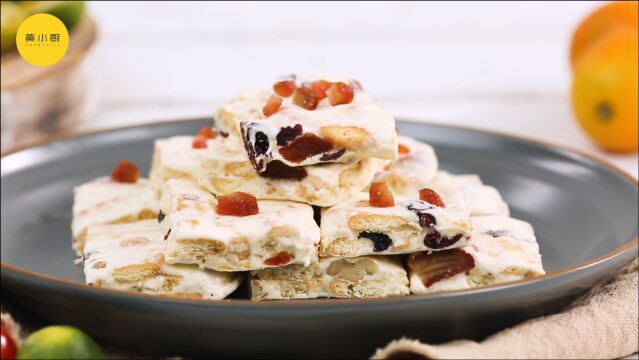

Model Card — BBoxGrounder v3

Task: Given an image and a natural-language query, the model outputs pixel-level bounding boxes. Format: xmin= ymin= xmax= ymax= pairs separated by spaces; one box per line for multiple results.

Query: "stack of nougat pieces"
xmin=71 ymin=75 xmax=545 ymax=301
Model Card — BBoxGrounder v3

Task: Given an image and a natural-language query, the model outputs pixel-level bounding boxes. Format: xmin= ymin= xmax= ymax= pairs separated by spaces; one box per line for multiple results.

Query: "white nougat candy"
xmin=449 ymin=173 xmax=510 ymax=216
xmin=250 ymin=255 xmax=409 ymax=300
xmin=374 ymin=135 xmax=438 ymax=197
xmin=409 ymin=215 xmax=545 ymax=294
xmin=83 ymin=220 xmax=241 ymax=300
xmin=161 ymin=179 xmax=320 ymax=272
xmin=149 ymin=135 xmax=387 ymax=207
xmin=320 ymin=172 xmax=472 ymax=257
xmin=71 ymin=177 xmax=159 ymax=255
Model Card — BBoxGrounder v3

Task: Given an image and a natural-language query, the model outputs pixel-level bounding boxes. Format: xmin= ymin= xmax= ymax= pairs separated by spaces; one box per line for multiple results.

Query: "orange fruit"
xmin=570 ymin=1 xmax=638 ymax=70
xmin=571 ymin=29 xmax=638 ymax=153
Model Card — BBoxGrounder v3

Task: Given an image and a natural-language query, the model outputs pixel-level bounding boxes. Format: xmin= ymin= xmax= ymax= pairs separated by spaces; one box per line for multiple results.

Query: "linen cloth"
xmin=373 ymin=257 xmax=638 ymax=360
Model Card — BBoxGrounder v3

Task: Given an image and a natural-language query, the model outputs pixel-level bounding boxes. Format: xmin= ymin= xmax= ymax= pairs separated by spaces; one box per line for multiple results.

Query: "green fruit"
xmin=1 ymin=1 xmax=27 ymax=53
xmin=17 ymin=325 xmax=104 ymax=360
xmin=22 ymin=1 xmax=86 ymax=31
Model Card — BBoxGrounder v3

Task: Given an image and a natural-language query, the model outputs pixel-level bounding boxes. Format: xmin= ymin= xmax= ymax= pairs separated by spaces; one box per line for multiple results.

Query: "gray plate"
xmin=1 ymin=119 xmax=637 ymax=359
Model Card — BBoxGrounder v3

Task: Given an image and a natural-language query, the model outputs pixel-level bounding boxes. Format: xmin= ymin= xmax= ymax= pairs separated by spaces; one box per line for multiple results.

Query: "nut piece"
xmin=369 ymin=182 xmax=395 ymax=208
xmin=111 ymin=160 xmax=140 ymax=183
xmin=419 ymin=188 xmax=446 ymax=208
xmin=407 ymin=249 xmax=475 ymax=288
xmin=263 ymin=95 xmax=283 ymax=117
xmin=217 ymin=192 xmax=259 ymax=216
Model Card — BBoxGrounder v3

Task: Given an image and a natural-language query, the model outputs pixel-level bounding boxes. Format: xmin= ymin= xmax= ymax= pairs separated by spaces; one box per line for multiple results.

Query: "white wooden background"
xmin=84 ymin=1 xmax=638 ymax=178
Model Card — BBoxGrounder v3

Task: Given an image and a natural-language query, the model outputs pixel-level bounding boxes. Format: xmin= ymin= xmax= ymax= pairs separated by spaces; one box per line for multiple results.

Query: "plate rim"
xmin=2 ymin=117 xmax=637 ymax=306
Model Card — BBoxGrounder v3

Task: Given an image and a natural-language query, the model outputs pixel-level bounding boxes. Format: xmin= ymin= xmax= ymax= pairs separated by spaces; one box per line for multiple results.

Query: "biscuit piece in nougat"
xmin=408 ymin=215 xmax=545 ymax=294
xmin=320 ymin=172 xmax=472 ymax=257
xmin=160 ymin=179 xmax=320 ymax=272
xmin=71 ymin=177 xmax=158 ymax=255
xmin=83 ymin=220 xmax=241 ymax=300
xmin=250 ymin=256 xmax=409 ymax=300
xmin=150 ymin=135 xmax=386 ymax=207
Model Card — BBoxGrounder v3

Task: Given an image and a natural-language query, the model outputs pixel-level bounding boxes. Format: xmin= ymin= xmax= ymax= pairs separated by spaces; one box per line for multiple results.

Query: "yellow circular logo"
xmin=16 ymin=13 xmax=69 ymax=67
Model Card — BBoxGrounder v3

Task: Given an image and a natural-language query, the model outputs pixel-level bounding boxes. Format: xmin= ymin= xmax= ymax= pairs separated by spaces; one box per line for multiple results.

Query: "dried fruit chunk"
xmin=192 ymin=137 xmax=208 ymax=149
xmin=327 ymin=82 xmax=354 ymax=106
xmin=311 ymin=80 xmax=333 ymax=100
xmin=292 ymin=87 xmax=319 ymax=110
xmin=197 ymin=126 xmax=217 ymax=139
xmin=398 ymin=143 xmax=410 ymax=155
xmin=369 ymin=182 xmax=395 ymax=207
xmin=279 ymin=133 xmax=335 ymax=163
xmin=273 ymin=76 xmax=297 ymax=97
xmin=263 ymin=95 xmax=283 ymax=117
xmin=217 ymin=192 xmax=259 ymax=216
xmin=424 ymin=230 xmax=463 ymax=249
xmin=276 ymin=124 xmax=303 ymax=146
xmin=111 ymin=160 xmax=140 ymax=183
xmin=319 ymin=148 xmax=346 ymax=161
xmin=358 ymin=231 xmax=392 ymax=252
xmin=408 ymin=249 xmax=475 ymax=288
xmin=261 ymin=160 xmax=308 ymax=180
xmin=254 ymin=131 xmax=270 ymax=155
xmin=264 ymin=251 xmax=293 ymax=266
xmin=419 ymin=188 xmax=446 ymax=208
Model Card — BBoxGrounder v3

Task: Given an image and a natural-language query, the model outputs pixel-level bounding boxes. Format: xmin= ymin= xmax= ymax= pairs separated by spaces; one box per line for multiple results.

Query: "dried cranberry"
xmin=276 ymin=124 xmax=303 ymax=146
xmin=369 ymin=182 xmax=395 ymax=208
xmin=217 ymin=192 xmax=259 ymax=216
xmin=261 ymin=160 xmax=308 ymax=180
xmin=279 ymin=133 xmax=335 ymax=163
xmin=264 ymin=251 xmax=293 ymax=266
xmin=407 ymin=249 xmax=475 ymax=288
xmin=419 ymin=188 xmax=446 ymax=208
xmin=424 ymin=230 xmax=463 ymax=249
xmin=358 ymin=231 xmax=393 ymax=252
xmin=111 ymin=160 xmax=140 ymax=183
xmin=319 ymin=148 xmax=346 ymax=161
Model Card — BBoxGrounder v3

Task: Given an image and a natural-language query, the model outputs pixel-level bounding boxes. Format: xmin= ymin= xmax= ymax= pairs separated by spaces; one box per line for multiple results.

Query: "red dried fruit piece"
xmin=274 ymin=80 xmax=296 ymax=97
xmin=276 ymin=124 xmax=303 ymax=146
xmin=407 ymin=249 xmax=475 ymax=288
xmin=311 ymin=80 xmax=333 ymax=100
xmin=217 ymin=192 xmax=259 ymax=216
xmin=192 ymin=136 xmax=208 ymax=149
xmin=197 ymin=126 xmax=217 ymax=139
xmin=279 ymin=133 xmax=334 ymax=163
xmin=398 ymin=143 xmax=410 ymax=155
xmin=419 ymin=188 xmax=446 ymax=208
xmin=369 ymin=182 xmax=395 ymax=208
xmin=263 ymin=95 xmax=283 ymax=117
xmin=424 ymin=230 xmax=463 ymax=249
xmin=292 ymin=87 xmax=319 ymax=110
xmin=111 ymin=160 xmax=140 ymax=183
xmin=264 ymin=251 xmax=293 ymax=266
xmin=327 ymin=82 xmax=354 ymax=106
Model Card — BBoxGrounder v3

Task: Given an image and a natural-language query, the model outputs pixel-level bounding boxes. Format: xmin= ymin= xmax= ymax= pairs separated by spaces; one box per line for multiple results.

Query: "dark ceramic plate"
xmin=1 ymin=119 xmax=637 ymax=359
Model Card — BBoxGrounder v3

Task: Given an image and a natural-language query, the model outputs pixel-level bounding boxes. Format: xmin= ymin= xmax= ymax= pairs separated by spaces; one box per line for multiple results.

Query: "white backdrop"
xmin=86 ymin=1 xmax=638 ymax=177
